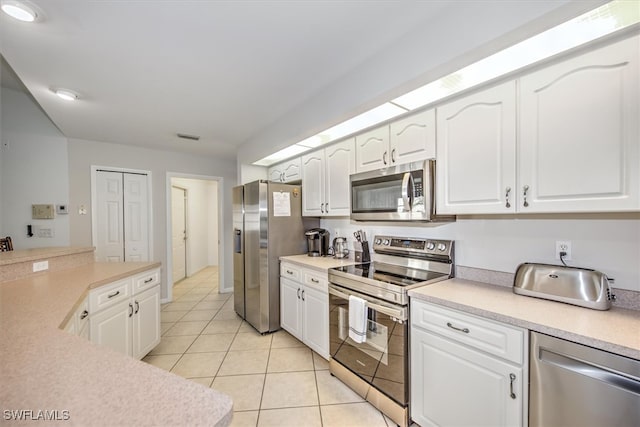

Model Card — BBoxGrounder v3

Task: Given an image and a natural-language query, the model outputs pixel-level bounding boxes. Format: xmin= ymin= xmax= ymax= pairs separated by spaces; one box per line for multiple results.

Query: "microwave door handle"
xmin=401 ymin=172 xmax=414 ymax=212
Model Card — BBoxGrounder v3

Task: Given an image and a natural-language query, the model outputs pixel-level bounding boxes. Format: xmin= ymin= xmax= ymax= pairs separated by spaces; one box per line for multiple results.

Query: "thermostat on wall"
xmin=32 ymin=204 xmax=55 ymax=219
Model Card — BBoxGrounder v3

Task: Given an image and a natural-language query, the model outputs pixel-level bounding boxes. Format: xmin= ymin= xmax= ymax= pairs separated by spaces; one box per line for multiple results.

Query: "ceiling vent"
xmin=177 ymin=133 xmax=200 ymax=141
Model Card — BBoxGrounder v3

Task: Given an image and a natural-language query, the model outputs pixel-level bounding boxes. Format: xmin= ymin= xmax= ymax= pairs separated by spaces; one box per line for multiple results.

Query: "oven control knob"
xmin=375 ymin=238 xmax=382 ymax=245
xmin=437 ymin=243 xmax=447 ymax=251
xmin=383 ymin=239 xmax=390 ymax=245
xmin=426 ymin=242 xmax=435 ymax=250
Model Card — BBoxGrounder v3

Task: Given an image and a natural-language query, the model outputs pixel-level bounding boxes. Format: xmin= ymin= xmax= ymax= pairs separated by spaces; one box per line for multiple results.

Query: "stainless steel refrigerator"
xmin=233 ymin=180 xmax=318 ymax=333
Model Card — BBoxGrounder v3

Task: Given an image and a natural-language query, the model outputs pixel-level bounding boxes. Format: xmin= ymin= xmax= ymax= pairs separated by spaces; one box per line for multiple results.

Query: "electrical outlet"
xmin=33 ymin=261 xmax=49 ymax=272
xmin=555 ymin=240 xmax=572 ymax=261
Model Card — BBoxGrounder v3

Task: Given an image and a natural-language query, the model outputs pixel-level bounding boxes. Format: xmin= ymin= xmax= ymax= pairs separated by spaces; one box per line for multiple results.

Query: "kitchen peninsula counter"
xmin=0 ymin=256 xmax=233 ymax=426
xmin=409 ymin=278 xmax=640 ymax=360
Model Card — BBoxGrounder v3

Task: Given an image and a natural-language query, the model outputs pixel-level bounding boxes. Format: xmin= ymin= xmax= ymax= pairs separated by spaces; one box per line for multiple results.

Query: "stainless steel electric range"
xmin=328 ymin=235 xmax=454 ymax=427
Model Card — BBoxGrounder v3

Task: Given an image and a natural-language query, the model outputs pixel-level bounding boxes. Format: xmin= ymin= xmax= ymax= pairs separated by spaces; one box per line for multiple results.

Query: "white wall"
xmin=321 ymin=215 xmax=640 ymax=292
xmin=0 ymin=87 xmax=70 ymax=248
xmin=68 ymin=138 xmax=235 ymax=298
xmin=172 ymin=177 xmax=219 ymax=275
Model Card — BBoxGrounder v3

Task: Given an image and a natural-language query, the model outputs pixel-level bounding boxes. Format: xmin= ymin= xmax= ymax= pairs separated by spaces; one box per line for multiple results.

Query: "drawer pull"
xmin=286 ymin=270 xmax=294 ymax=275
xmin=446 ymin=322 xmax=469 ymax=334
xmin=79 ymin=310 xmax=89 ymax=320
xmin=310 ymin=278 xmax=319 ymax=283
xmin=144 ymin=277 xmax=153 ymax=283
xmin=107 ymin=290 xmax=120 ymax=299
xmin=509 ymin=373 xmax=517 ymax=399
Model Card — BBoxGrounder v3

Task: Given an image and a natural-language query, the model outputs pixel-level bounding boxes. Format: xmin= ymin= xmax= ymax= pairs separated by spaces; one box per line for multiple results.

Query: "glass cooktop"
xmin=332 ymin=262 xmax=447 ymax=288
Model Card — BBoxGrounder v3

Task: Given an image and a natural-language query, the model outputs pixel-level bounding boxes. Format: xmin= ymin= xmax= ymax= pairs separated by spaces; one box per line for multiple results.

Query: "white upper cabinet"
xmin=355 ymin=126 xmax=390 ymax=172
xmin=355 ymin=110 xmax=436 ymax=173
xmin=268 ymin=157 xmax=302 ymax=183
xmin=436 ymin=81 xmax=517 ymax=214
xmin=390 ymin=109 xmax=436 ymax=165
xmin=519 ymin=35 xmax=639 ymax=212
xmin=437 ymin=34 xmax=639 ymax=215
xmin=324 ymin=139 xmax=355 ymax=215
xmin=302 ymin=138 xmax=355 ymax=216
xmin=301 ymin=150 xmax=325 ymax=216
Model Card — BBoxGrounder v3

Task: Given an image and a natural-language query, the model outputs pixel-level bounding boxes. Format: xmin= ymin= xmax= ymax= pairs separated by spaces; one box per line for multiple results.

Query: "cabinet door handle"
xmin=383 ymin=151 xmax=388 ymax=165
xmin=128 ymin=303 xmax=134 ymax=318
xmin=286 ymin=270 xmax=294 ymax=275
xmin=144 ymin=277 xmax=153 ymax=284
xmin=523 ymin=185 xmax=530 ymax=207
xmin=509 ymin=373 xmax=517 ymax=399
xmin=79 ymin=310 xmax=89 ymax=320
xmin=107 ymin=290 xmax=120 ymax=299
xmin=325 ymin=203 xmax=329 ymax=213
xmin=311 ymin=278 xmax=319 ymax=283
xmin=320 ymin=203 xmax=325 ymax=213
xmin=391 ymin=148 xmax=396 ymax=163
xmin=301 ymin=290 xmax=305 ymax=301
xmin=280 ymin=172 xmax=285 ymax=182
xmin=446 ymin=322 xmax=469 ymax=334
xmin=505 ymin=187 xmax=511 ymax=208
xmin=135 ymin=301 xmax=140 ymax=314
xmin=297 ymin=288 xmax=301 ymax=299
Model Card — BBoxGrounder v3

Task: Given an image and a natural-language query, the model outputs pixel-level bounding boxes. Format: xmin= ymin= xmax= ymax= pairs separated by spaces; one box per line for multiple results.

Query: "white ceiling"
xmin=0 ymin=1 xmax=603 ymax=163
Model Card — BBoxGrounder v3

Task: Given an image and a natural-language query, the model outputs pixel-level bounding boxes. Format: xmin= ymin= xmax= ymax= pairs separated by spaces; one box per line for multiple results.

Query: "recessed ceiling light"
xmin=1 ymin=1 xmax=37 ymax=22
xmin=53 ymin=89 xmax=79 ymax=101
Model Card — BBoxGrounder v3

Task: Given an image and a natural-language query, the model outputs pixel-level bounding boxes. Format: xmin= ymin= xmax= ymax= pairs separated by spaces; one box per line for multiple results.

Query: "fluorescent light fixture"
xmin=255 ymin=0 xmax=639 ymax=167
xmin=253 ymin=144 xmax=312 ymax=166
xmin=1 ymin=1 xmax=37 ymax=22
xmin=53 ymin=89 xmax=79 ymax=101
xmin=318 ymin=103 xmax=408 ymax=143
xmin=393 ymin=0 xmax=639 ymax=110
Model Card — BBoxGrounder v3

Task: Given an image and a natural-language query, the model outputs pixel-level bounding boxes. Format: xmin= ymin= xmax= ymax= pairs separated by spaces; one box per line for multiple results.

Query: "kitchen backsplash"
xmin=320 ymin=215 xmax=640 ymax=293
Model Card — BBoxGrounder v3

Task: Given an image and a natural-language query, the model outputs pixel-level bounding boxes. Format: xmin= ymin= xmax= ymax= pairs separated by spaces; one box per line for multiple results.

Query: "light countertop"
xmin=280 ymin=254 xmax=357 ymax=271
xmin=0 ymin=262 xmax=233 ymax=426
xmin=409 ymin=278 xmax=640 ymax=360
xmin=0 ymin=246 xmax=94 ymax=265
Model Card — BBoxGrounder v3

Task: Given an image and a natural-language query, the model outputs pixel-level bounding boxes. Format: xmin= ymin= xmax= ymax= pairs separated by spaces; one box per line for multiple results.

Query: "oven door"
xmin=329 ymin=284 xmax=409 ymax=406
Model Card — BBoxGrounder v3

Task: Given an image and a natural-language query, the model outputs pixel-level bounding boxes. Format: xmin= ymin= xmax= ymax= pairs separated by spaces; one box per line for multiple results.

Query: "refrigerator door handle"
xmin=234 ymin=228 xmax=242 ymax=253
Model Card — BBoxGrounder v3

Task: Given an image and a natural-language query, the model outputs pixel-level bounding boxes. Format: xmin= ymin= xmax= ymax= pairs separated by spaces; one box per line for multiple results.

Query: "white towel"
xmin=348 ymin=295 xmax=368 ymax=344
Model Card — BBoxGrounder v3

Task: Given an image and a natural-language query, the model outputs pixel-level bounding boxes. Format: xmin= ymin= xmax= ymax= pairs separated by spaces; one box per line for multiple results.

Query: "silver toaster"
xmin=513 ymin=263 xmax=615 ymax=310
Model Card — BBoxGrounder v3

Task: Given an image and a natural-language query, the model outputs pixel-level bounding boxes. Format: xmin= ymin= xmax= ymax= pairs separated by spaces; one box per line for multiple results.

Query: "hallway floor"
xmin=143 ymin=267 xmax=395 ymax=427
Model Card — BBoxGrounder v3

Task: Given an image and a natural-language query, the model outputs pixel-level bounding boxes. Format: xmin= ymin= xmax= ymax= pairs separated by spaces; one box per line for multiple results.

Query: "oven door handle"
xmin=401 ymin=172 xmax=414 ymax=213
xmin=329 ymin=286 xmax=405 ymax=319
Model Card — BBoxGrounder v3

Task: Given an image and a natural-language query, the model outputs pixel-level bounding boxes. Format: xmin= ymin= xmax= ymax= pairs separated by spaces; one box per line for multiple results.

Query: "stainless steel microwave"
xmin=350 ymin=160 xmax=455 ymax=222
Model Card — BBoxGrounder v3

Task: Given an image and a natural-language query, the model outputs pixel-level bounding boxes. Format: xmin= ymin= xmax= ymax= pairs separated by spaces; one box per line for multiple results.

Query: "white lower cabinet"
xmin=411 ymin=300 xmax=527 ymax=427
xmin=89 ymin=268 xmax=161 ymax=360
xmin=280 ymin=262 xmax=329 ymax=359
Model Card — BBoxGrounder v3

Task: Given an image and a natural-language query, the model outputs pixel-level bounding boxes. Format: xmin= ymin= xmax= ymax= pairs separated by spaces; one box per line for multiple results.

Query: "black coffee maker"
xmin=305 ymin=228 xmax=330 ymax=257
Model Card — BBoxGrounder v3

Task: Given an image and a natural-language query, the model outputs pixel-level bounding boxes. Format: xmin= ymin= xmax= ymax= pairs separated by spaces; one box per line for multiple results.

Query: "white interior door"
xmin=124 ymin=173 xmax=149 ymax=262
xmin=171 ymin=186 xmax=187 ymax=283
xmin=94 ymin=169 xmax=150 ymax=262
xmin=95 ymin=171 xmax=124 ymax=262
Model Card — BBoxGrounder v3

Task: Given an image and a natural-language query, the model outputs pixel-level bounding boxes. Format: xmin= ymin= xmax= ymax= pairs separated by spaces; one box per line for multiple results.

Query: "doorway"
xmin=171 ymin=186 xmax=187 ymax=283
xmin=166 ymin=173 xmax=222 ymax=302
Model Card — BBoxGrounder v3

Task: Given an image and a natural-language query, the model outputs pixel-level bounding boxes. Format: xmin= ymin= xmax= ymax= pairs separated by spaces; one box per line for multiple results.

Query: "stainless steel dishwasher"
xmin=530 ymin=332 xmax=640 ymax=427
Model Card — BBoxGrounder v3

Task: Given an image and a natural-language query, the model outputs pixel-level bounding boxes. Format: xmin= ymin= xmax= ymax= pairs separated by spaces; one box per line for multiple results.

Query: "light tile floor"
xmin=143 ymin=267 xmax=395 ymax=427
